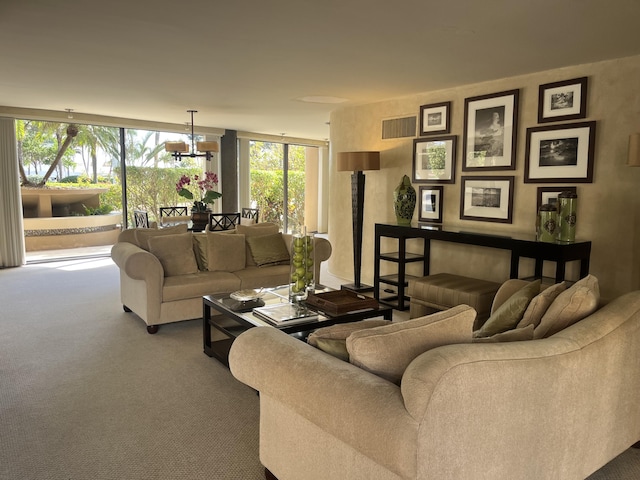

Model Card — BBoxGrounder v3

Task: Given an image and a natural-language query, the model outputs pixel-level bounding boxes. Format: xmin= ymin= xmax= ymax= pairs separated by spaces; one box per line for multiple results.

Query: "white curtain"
xmin=0 ymin=118 xmax=25 ymax=267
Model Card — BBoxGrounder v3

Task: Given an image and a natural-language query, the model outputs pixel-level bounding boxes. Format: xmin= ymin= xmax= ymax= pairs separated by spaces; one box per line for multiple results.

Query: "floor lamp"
xmin=337 ymin=151 xmax=380 ymax=292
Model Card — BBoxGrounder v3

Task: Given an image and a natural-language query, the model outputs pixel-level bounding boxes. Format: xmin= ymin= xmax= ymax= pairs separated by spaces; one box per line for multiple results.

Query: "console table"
xmin=374 ymin=223 xmax=592 ymax=310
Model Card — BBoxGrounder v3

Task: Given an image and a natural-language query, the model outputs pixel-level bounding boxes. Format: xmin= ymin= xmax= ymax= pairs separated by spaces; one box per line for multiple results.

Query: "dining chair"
xmin=241 ymin=207 xmax=260 ymax=224
xmin=209 ymin=212 xmax=241 ymax=231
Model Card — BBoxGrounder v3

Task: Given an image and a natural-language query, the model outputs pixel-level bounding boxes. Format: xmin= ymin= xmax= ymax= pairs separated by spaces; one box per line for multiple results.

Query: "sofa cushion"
xmin=233 ymin=265 xmax=291 ymax=290
xmin=346 ymin=304 xmax=476 ymax=384
xmin=236 ymin=223 xmax=280 ymax=266
xmin=472 ymin=324 xmax=535 ymax=343
xmin=148 ymin=233 xmax=199 ymax=277
xmin=473 ymin=280 xmax=541 ymax=338
xmin=246 ymin=233 xmax=290 ymax=267
xmin=162 ymin=271 xmax=242 ymax=302
xmin=192 ymin=233 xmax=208 ymax=270
xmin=207 ymin=232 xmax=246 ymax=272
xmin=534 ymin=275 xmax=600 ymax=339
xmin=517 ymin=282 xmax=567 ymax=329
xmin=134 ymin=224 xmax=188 ymax=251
xmin=307 ymin=320 xmax=392 ymax=361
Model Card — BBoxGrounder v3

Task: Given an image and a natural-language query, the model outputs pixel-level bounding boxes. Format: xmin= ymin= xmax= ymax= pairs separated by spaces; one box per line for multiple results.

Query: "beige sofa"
xmin=229 ymin=277 xmax=640 ymax=480
xmin=111 ymin=222 xmax=331 ymax=333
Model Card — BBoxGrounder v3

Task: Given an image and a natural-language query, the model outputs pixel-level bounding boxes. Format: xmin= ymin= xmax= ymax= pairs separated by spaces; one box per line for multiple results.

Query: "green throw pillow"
xmin=246 ymin=233 xmax=290 ymax=267
xmin=473 ymin=279 xmax=541 ymax=338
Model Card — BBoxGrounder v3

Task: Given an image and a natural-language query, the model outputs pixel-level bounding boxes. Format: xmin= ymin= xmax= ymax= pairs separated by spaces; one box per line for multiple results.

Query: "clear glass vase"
xmin=289 ymin=228 xmax=315 ymax=304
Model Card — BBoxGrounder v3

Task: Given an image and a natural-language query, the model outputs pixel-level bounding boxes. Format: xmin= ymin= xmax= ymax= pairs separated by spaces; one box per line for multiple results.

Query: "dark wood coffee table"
xmin=203 ymin=285 xmax=393 ymax=366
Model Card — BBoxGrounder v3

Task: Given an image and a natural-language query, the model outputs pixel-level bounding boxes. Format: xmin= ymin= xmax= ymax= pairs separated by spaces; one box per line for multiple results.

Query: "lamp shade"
xmin=628 ymin=133 xmax=640 ymax=166
xmin=165 ymin=141 xmax=189 ymax=153
xmin=337 ymin=151 xmax=380 ymax=172
xmin=197 ymin=141 xmax=219 ymax=153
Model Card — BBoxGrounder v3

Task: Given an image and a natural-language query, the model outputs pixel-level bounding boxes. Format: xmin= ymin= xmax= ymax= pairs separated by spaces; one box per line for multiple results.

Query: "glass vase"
xmin=289 ymin=228 xmax=315 ymax=304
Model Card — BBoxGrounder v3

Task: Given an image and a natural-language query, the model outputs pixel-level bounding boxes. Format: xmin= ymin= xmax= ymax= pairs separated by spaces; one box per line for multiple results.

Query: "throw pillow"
xmin=134 ymin=224 xmax=188 ymax=251
xmin=472 ymin=324 xmax=535 ymax=343
xmin=516 ymin=282 xmax=567 ymax=329
xmin=148 ymin=233 xmax=199 ymax=277
xmin=192 ymin=233 xmax=208 ymax=270
xmin=473 ymin=279 xmax=541 ymax=338
xmin=307 ymin=319 xmax=391 ymax=361
xmin=346 ymin=304 xmax=476 ymax=384
xmin=207 ymin=232 xmax=246 ymax=272
xmin=246 ymin=233 xmax=290 ymax=267
xmin=236 ymin=222 xmax=280 ymax=266
xmin=534 ymin=275 xmax=600 ymax=339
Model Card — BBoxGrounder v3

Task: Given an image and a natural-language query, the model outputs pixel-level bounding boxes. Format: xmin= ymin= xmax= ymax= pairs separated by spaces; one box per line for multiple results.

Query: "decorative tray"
xmin=305 ymin=290 xmax=379 ymax=316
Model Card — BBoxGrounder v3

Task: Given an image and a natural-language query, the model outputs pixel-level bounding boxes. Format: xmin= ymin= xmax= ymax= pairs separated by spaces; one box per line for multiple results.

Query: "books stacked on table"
xmin=253 ymin=303 xmax=318 ymax=326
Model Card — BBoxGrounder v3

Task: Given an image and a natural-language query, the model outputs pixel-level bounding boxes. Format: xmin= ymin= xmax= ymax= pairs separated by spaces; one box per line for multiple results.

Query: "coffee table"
xmin=203 ymin=285 xmax=393 ymax=366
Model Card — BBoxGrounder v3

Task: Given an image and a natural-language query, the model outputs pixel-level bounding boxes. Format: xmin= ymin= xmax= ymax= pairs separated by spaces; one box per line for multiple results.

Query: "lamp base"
xmin=341 ymin=283 xmax=375 ymax=294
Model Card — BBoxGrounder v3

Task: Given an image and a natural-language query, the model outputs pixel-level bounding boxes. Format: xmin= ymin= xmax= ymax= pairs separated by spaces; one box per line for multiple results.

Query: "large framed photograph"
xmin=536 ymin=186 xmax=577 ymax=211
xmin=524 ymin=121 xmax=596 ymax=183
xmin=412 ymin=135 xmax=457 ymax=184
xmin=463 ymin=89 xmax=519 ymax=171
xmin=419 ymin=101 xmax=451 ymax=135
xmin=538 ymin=77 xmax=588 ymax=123
xmin=418 ymin=186 xmax=443 ymax=223
xmin=460 ymin=176 xmax=514 ymax=223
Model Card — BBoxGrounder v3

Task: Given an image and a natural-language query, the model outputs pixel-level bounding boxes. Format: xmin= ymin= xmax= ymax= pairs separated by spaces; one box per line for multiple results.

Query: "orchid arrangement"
xmin=176 ymin=171 xmax=222 ymax=212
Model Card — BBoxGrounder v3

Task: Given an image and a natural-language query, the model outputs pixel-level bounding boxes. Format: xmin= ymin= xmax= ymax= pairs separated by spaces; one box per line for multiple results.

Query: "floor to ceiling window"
xmin=248 ymin=140 xmax=311 ymax=233
xmin=15 ymin=118 xmax=219 ymax=260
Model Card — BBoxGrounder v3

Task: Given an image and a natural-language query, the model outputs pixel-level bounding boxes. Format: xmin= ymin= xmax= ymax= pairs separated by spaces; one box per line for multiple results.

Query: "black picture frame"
xmin=538 ymin=77 xmax=588 ymax=123
xmin=460 ymin=176 xmax=514 ymax=223
xmin=536 ymin=186 xmax=577 ymax=211
xmin=419 ymin=101 xmax=451 ymax=135
xmin=412 ymin=135 xmax=457 ymax=184
xmin=418 ymin=186 xmax=443 ymax=223
xmin=524 ymin=121 xmax=596 ymax=183
xmin=462 ymin=89 xmax=519 ymax=171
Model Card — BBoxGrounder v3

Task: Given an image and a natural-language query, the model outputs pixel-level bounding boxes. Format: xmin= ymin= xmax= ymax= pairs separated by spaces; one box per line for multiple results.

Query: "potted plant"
xmin=176 ymin=171 xmax=222 ymax=229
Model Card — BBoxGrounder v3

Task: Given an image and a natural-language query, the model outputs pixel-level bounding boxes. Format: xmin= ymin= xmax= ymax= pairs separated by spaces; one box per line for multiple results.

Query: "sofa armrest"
xmin=229 ymin=327 xmax=418 ymax=478
xmin=111 ymin=241 xmax=164 ymax=282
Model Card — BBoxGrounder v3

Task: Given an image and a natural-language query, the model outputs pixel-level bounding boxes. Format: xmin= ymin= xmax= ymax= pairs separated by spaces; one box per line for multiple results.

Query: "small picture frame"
xmin=524 ymin=121 xmax=596 ymax=183
xmin=418 ymin=186 xmax=443 ymax=223
xmin=463 ymin=89 xmax=519 ymax=171
xmin=460 ymin=176 xmax=514 ymax=223
xmin=536 ymin=186 xmax=577 ymax=211
xmin=538 ymin=77 xmax=588 ymax=123
xmin=419 ymin=101 xmax=451 ymax=135
xmin=412 ymin=135 xmax=457 ymax=184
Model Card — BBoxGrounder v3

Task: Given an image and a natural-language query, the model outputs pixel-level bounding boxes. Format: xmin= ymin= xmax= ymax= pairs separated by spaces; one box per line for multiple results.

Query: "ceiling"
xmin=2 ymin=0 xmax=640 ymax=141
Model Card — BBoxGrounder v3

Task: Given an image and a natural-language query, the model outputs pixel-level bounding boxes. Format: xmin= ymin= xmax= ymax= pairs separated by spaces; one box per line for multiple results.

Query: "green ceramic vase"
xmin=393 ymin=175 xmax=416 ymax=226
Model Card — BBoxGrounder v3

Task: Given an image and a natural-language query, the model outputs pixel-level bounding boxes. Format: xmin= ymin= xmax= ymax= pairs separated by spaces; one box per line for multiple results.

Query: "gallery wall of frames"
xmin=413 ymin=76 xmax=593 ymax=225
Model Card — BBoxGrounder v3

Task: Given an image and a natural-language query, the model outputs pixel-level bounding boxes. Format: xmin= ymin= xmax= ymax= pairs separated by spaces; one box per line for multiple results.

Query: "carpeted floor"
xmin=1 ymin=256 xmax=640 ymax=479
xmin=0 ymin=257 xmax=263 ymax=480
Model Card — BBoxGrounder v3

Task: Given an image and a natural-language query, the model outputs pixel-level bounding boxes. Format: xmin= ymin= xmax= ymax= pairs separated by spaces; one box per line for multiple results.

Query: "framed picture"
xmin=536 ymin=186 xmax=577 ymax=211
xmin=538 ymin=76 xmax=588 ymax=123
xmin=524 ymin=121 xmax=596 ymax=183
xmin=462 ymin=89 xmax=519 ymax=171
xmin=418 ymin=186 xmax=443 ymax=223
xmin=419 ymin=101 xmax=451 ymax=135
xmin=412 ymin=135 xmax=457 ymax=184
xmin=460 ymin=176 xmax=514 ymax=223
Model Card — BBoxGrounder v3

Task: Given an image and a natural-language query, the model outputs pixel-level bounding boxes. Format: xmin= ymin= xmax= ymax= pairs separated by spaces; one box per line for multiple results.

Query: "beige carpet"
xmin=1 ymin=256 xmax=640 ymax=479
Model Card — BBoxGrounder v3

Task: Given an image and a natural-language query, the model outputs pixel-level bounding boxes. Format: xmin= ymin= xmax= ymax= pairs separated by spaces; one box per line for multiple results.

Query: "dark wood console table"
xmin=374 ymin=223 xmax=592 ymax=310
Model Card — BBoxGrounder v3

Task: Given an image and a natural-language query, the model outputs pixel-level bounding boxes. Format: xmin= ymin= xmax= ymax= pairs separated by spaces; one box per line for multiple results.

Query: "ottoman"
xmin=408 ymin=273 xmax=502 ymax=330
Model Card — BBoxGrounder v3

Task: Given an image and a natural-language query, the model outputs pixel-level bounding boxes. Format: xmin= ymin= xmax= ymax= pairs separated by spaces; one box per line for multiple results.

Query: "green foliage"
xmin=123 ymin=166 xmax=202 ymax=224
xmin=82 ymin=204 xmax=114 ymax=215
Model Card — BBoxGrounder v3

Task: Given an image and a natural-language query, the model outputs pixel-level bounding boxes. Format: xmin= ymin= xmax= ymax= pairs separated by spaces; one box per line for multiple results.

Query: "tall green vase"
xmin=393 ymin=175 xmax=416 ymax=225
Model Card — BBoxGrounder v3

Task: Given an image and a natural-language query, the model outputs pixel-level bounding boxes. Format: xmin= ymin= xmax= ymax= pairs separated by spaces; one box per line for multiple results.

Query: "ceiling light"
xmin=165 ymin=110 xmax=219 ymax=161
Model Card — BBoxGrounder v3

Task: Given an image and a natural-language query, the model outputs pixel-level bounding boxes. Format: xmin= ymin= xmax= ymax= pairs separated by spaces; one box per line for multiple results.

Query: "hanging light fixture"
xmin=165 ymin=110 xmax=219 ymax=161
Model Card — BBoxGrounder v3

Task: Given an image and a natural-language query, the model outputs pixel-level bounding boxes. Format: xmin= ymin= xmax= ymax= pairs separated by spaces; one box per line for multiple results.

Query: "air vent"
xmin=382 ymin=116 xmax=417 ymax=139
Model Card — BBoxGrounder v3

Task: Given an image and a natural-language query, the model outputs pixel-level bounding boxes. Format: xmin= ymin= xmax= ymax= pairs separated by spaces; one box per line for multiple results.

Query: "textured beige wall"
xmin=328 ymin=55 xmax=640 ymax=301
